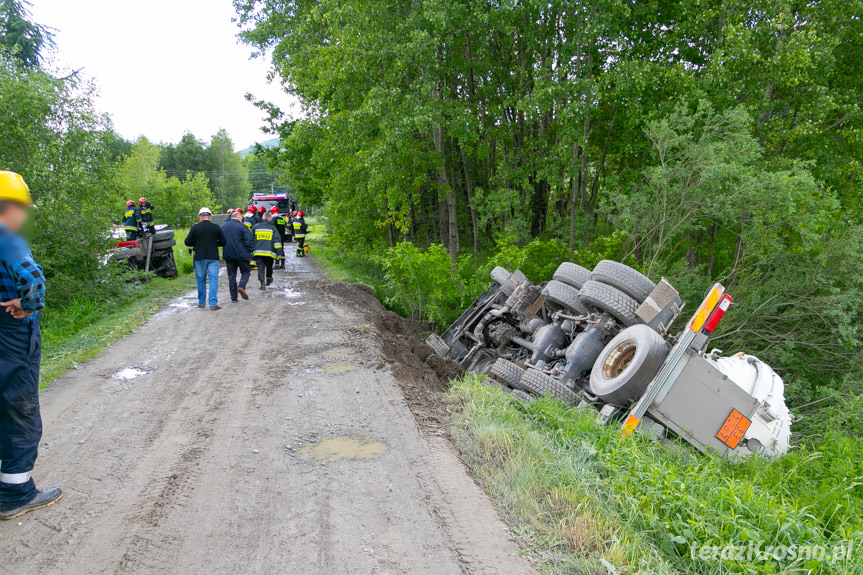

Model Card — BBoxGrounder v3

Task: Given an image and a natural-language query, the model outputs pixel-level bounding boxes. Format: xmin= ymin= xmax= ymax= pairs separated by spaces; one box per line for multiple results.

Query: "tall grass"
xmin=450 ymin=374 xmax=863 ymax=575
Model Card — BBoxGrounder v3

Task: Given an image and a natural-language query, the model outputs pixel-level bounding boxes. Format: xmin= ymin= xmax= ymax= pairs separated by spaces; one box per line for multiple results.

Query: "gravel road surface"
xmin=0 ymin=255 xmax=534 ymax=575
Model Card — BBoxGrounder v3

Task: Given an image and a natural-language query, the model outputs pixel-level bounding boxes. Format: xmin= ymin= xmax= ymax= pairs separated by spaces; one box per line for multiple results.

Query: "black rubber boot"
xmin=0 ymin=487 xmax=62 ymax=520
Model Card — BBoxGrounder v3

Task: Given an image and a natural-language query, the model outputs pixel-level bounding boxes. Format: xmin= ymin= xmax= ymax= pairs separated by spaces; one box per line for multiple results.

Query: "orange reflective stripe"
xmin=690 ymin=284 xmax=725 ymax=333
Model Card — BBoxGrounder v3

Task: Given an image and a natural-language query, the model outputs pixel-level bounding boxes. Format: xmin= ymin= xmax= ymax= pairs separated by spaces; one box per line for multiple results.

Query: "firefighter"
xmin=0 ymin=172 xmax=62 ymax=520
xmin=292 ymin=211 xmax=308 ymax=257
xmin=122 ymin=200 xmax=142 ymax=241
xmin=243 ymin=206 xmax=257 ymax=230
xmin=252 ymin=212 xmax=283 ymax=290
xmin=271 ymin=206 xmax=287 ymax=270
xmin=255 ymin=205 xmax=266 ymax=224
xmin=138 ymin=197 xmax=156 ymax=235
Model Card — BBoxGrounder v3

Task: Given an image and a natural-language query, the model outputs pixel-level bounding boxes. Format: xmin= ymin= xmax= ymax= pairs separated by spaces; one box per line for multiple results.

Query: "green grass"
xmin=39 ymin=228 xmax=195 ymax=386
xmin=449 ymin=374 xmax=863 ymax=575
xmin=306 ymin=217 xmax=385 ymax=287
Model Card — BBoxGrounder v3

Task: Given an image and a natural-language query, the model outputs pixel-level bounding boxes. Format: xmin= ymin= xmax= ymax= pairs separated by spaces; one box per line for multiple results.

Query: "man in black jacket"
xmin=184 ymin=207 xmax=226 ymax=310
xmin=221 ymin=211 xmax=254 ymax=303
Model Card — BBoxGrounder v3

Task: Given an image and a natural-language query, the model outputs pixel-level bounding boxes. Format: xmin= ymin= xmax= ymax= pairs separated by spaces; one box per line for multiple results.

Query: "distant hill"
xmin=238 ymin=137 xmax=281 ymax=158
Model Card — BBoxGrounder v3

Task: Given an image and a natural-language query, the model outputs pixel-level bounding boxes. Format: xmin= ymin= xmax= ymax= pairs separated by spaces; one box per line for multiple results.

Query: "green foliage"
xmin=377 ymin=242 xmax=466 ymax=325
xmin=206 ymin=129 xmax=251 ymax=208
xmin=119 ymin=138 xmax=217 ymax=227
xmin=0 ymin=0 xmax=53 ymax=67
xmin=450 ymin=375 xmax=863 ymax=574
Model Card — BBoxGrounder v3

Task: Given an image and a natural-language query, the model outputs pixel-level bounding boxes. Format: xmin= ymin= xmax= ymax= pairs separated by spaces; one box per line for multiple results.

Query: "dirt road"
xmin=0 ymin=256 xmax=534 ymax=575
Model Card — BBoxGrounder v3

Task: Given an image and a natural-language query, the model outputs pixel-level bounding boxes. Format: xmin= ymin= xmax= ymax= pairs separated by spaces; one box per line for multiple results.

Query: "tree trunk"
xmin=432 ymin=122 xmax=458 ymax=261
xmin=461 ymin=146 xmax=479 ymax=255
xmin=569 ymin=143 xmax=579 ymax=250
xmin=579 ymin=115 xmax=592 ymax=248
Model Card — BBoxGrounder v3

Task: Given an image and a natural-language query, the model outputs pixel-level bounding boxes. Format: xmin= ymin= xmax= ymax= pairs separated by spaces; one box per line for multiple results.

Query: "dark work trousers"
xmin=225 ymin=259 xmax=252 ymax=301
xmin=295 ymin=237 xmax=305 ymax=256
xmin=255 ymin=256 xmax=275 ymax=285
xmin=0 ymin=311 xmax=42 ymax=511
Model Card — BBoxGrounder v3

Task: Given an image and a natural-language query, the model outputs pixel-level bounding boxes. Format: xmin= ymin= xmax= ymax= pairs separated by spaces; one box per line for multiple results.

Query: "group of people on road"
xmin=122 ymin=197 xmax=156 ymax=240
xmin=183 ymin=205 xmax=308 ymax=310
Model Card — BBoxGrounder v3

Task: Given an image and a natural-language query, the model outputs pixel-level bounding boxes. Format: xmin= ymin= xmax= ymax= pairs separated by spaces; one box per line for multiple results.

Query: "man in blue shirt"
xmin=0 ymin=171 xmax=62 ymax=520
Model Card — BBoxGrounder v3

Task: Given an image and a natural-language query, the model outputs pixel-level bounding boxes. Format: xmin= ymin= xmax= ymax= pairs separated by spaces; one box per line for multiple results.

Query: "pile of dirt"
xmin=310 ymin=280 xmax=461 ymax=430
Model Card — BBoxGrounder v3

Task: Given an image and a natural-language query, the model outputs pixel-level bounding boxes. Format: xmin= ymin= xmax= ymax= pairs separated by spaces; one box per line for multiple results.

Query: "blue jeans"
xmin=194 ymin=260 xmax=220 ymax=307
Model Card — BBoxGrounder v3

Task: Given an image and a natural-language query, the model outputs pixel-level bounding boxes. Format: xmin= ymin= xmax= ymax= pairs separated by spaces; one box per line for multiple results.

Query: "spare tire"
xmin=577 ymin=280 xmax=641 ymax=327
xmin=489 ymin=358 xmax=526 ymax=390
xmin=518 ymin=369 xmax=580 ymax=406
xmin=589 ymin=324 xmax=669 ymax=406
xmin=542 ymin=280 xmax=589 ymax=315
xmin=553 ymin=262 xmax=591 ymax=290
xmin=591 ymin=260 xmax=656 ymax=304
xmin=110 ymin=247 xmax=141 ymax=261
xmin=153 ymin=238 xmax=176 ymax=250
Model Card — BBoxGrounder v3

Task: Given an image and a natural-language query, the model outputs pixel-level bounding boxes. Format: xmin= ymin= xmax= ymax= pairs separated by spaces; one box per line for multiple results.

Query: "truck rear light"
xmin=702 ymin=294 xmax=733 ymax=333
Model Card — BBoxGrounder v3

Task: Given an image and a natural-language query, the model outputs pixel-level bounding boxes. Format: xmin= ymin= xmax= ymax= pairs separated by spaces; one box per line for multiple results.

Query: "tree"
xmin=205 ymin=128 xmax=251 ymax=208
xmin=120 ymin=137 xmax=217 ymax=228
xmin=0 ymin=0 xmax=52 ymax=68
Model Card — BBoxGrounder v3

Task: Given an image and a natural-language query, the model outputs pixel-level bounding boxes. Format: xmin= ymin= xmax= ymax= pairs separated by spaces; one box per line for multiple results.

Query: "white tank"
xmin=705 ymin=352 xmax=793 ymax=457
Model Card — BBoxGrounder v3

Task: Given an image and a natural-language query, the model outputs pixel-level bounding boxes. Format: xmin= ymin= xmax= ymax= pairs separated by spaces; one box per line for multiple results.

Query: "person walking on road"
xmin=252 ymin=212 xmax=282 ymax=290
xmin=221 ymin=210 xmax=254 ymax=303
xmin=292 ymin=211 xmax=308 ymax=257
xmin=243 ymin=206 xmax=257 ymax=230
xmin=184 ymin=207 xmax=226 ymax=310
xmin=122 ymin=200 xmax=142 ymax=241
xmin=271 ymin=206 xmax=287 ymax=270
xmin=0 ymin=172 xmax=62 ymax=521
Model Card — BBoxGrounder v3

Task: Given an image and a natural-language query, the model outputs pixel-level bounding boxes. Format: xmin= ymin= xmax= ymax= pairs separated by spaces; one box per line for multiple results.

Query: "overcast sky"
xmin=30 ymin=0 xmax=297 ymax=150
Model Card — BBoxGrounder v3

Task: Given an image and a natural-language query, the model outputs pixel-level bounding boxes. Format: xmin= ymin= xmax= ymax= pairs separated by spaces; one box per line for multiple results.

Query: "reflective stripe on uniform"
xmin=124 ymin=226 xmax=139 ymax=231
xmin=0 ymin=471 xmax=31 ymax=484
xmin=253 ymin=250 xmax=277 ymax=258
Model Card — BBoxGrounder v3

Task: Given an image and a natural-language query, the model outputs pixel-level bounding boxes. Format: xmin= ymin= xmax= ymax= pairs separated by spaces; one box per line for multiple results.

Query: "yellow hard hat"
xmin=0 ymin=172 xmax=34 ymax=207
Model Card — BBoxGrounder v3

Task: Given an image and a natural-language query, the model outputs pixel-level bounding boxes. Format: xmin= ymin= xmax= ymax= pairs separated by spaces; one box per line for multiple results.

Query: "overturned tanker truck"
xmin=427 ymin=261 xmax=793 ymax=458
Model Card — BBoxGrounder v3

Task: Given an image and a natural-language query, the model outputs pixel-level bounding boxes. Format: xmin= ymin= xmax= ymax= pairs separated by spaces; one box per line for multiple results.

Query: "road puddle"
xmin=323 ymin=347 xmax=354 ymax=359
xmin=112 ymin=367 xmax=149 ymax=381
xmin=324 ymin=362 xmax=359 ymax=374
xmin=264 ymin=287 xmax=302 ymax=299
xmin=299 ymin=436 xmax=391 ymax=463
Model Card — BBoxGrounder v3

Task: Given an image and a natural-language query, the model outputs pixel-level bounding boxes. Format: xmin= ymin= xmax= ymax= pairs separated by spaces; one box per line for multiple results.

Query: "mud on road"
xmin=0 ymin=255 xmax=534 ymax=575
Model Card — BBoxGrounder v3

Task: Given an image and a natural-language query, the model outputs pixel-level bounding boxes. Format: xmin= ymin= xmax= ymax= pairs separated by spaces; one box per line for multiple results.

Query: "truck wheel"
xmin=153 ymin=229 xmax=174 ymax=241
xmin=152 ymin=238 xmax=176 ymax=250
xmin=542 ymin=280 xmax=589 ymax=315
xmin=425 ymin=334 xmax=450 ymax=358
xmin=489 ymin=358 xmax=525 ymax=389
xmin=490 ymin=266 xmax=511 ymax=286
xmin=510 ymin=390 xmax=535 ymax=402
xmin=518 ymin=369 xmax=579 ymax=406
xmin=110 ymin=247 xmax=141 ymax=261
xmin=589 ymin=324 xmax=668 ymax=406
xmin=591 ymin=260 xmax=656 ymax=304
xmin=577 ymin=280 xmax=641 ymax=327
xmin=553 ymin=262 xmax=591 ymax=290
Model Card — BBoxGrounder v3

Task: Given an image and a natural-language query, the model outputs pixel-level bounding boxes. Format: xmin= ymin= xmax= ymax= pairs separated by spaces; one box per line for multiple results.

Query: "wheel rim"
xmin=602 ymin=341 xmax=637 ymax=379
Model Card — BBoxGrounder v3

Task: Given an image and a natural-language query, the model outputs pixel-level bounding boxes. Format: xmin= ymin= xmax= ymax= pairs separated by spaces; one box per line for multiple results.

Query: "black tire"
xmin=591 ymin=260 xmax=656 ymax=304
xmin=577 ymin=280 xmax=641 ymax=327
xmin=426 ymin=334 xmax=450 ymax=357
xmin=152 ymin=238 xmax=176 ymax=250
xmin=542 ymin=280 xmax=589 ymax=315
xmin=589 ymin=324 xmax=669 ymax=406
xmin=153 ymin=229 xmax=174 ymax=242
xmin=489 ymin=358 xmax=525 ymax=389
xmin=510 ymin=390 xmax=535 ymax=402
xmin=553 ymin=262 xmax=591 ymax=290
xmin=110 ymin=247 xmax=141 ymax=261
xmin=500 ymin=269 xmax=528 ymax=297
xmin=490 ymin=266 xmax=511 ymax=286
xmin=518 ymin=369 xmax=580 ymax=406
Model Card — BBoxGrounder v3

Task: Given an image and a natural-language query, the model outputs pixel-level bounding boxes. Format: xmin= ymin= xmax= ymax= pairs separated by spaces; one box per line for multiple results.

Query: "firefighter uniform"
xmin=243 ymin=211 xmax=257 ymax=230
xmin=292 ymin=216 xmax=308 ymax=257
xmin=251 ymin=218 xmax=283 ymax=289
xmin=122 ymin=205 xmax=142 ymax=241
xmin=139 ymin=200 xmax=156 ymax=235
xmin=272 ymin=212 xmax=288 ymax=269
xmin=0 ymin=171 xmax=61 ymax=520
